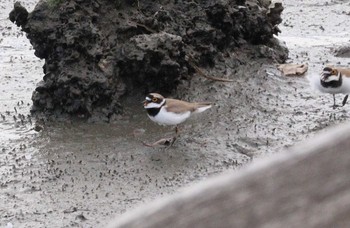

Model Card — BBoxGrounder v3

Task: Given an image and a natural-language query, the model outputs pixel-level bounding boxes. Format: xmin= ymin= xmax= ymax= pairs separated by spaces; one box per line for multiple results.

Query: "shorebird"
xmin=143 ymin=93 xmax=212 ymax=147
xmin=309 ymin=66 xmax=350 ymax=109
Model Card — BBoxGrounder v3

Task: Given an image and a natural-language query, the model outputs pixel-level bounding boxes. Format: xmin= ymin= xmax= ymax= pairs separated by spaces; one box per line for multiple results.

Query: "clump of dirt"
xmin=332 ymin=45 xmax=350 ymax=58
xmin=10 ymin=0 xmax=288 ymax=120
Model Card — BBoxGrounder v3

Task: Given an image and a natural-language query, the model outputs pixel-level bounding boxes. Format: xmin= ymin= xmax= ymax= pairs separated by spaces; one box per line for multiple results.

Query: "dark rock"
xmin=10 ymin=0 xmax=288 ymax=121
xmin=9 ymin=2 xmax=28 ymax=27
xmin=116 ymin=32 xmax=185 ymax=93
xmin=267 ymin=2 xmax=284 ymax=35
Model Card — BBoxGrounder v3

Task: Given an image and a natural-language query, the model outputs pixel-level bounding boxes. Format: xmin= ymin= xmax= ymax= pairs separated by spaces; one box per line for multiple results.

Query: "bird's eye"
xmin=152 ymin=98 xmax=157 ymax=102
xmin=331 ymin=70 xmax=337 ymax=75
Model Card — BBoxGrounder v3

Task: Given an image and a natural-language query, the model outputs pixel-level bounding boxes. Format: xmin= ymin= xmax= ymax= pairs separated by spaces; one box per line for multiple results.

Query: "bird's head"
xmin=321 ymin=67 xmax=341 ymax=82
xmin=143 ymin=93 xmax=165 ymax=109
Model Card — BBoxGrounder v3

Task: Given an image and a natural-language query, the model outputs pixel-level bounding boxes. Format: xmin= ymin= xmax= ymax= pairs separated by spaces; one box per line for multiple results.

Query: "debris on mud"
xmin=333 ymin=45 xmax=350 ymax=58
xmin=10 ymin=0 xmax=288 ymax=121
xmin=278 ymin=63 xmax=308 ymax=76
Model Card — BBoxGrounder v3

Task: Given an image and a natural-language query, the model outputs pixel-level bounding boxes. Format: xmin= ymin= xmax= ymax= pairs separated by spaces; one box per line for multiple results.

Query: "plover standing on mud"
xmin=308 ymin=66 xmax=350 ymax=109
xmin=143 ymin=93 xmax=212 ymax=147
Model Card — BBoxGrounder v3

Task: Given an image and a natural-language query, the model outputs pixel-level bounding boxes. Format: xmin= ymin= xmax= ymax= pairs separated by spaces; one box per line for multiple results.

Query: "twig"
xmin=131 ymin=21 xmax=157 ymax=34
xmin=141 ymin=138 xmax=174 ymax=147
xmin=186 ymin=55 xmax=234 ymax=82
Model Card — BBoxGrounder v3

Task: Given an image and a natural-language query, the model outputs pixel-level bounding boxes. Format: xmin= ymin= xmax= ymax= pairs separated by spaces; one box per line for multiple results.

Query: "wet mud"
xmin=2 ymin=0 xmax=350 ymax=227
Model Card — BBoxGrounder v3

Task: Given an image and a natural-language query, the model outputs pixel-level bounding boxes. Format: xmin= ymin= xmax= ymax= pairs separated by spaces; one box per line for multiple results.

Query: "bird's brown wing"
xmin=165 ymin=99 xmax=211 ymax=113
xmin=338 ymin=68 xmax=350 ymax=78
xmin=164 ymin=99 xmax=197 ymax=113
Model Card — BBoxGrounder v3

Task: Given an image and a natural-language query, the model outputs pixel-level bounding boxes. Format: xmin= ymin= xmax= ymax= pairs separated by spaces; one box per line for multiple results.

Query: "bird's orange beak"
xmin=143 ymin=100 xmax=149 ymax=107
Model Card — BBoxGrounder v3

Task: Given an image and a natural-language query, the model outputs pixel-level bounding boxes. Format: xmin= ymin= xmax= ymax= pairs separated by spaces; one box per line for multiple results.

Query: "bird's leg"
xmin=142 ymin=126 xmax=181 ymax=148
xmin=141 ymin=126 xmax=180 ymax=148
xmin=342 ymin=95 xmax=349 ymax=107
xmin=332 ymin=94 xmax=339 ymax=109
xmin=169 ymin=125 xmax=180 ymax=147
xmin=175 ymin=125 xmax=180 ymax=136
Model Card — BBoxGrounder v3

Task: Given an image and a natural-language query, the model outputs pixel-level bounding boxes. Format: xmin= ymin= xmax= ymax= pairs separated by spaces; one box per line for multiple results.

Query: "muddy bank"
xmin=2 ymin=0 xmax=350 ymax=228
xmin=10 ymin=0 xmax=287 ymax=120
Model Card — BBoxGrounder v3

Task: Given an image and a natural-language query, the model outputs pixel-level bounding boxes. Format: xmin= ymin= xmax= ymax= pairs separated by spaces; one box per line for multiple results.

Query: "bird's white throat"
xmin=323 ymin=75 xmax=340 ymax=82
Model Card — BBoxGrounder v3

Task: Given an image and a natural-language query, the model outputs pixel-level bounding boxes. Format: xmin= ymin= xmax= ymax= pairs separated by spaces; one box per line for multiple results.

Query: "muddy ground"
xmin=1 ymin=0 xmax=350 ymax=227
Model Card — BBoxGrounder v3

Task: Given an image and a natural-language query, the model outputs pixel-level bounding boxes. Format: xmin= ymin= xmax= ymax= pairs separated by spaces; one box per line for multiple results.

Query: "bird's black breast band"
xmin=146 ymin=101 xmax=166 ymax=117
xmin=321 ymin=75 xmax=342 ymax=88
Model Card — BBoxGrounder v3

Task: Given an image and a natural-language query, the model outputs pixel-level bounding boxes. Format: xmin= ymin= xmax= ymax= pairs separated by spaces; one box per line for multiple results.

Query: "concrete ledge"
xmin=107 ymin=123 xmax=350 ymax=228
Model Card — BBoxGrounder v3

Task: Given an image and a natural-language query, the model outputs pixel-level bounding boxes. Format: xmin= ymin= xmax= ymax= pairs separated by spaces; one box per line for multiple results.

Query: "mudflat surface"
xmin=1 ymin=0 xmax=350 ymax=227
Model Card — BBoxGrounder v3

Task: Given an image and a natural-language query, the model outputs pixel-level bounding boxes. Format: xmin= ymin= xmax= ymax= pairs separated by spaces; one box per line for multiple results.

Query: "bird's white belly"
xmin=318 ymin=85 xmax=344 ymax=94
xmin=149 ymin=108 xmax=191 ymax=126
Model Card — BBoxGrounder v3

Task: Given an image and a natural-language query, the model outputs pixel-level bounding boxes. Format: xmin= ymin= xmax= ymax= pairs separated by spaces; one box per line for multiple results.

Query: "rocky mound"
xmin=10 ymin=0 xmax=287 ymax=121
